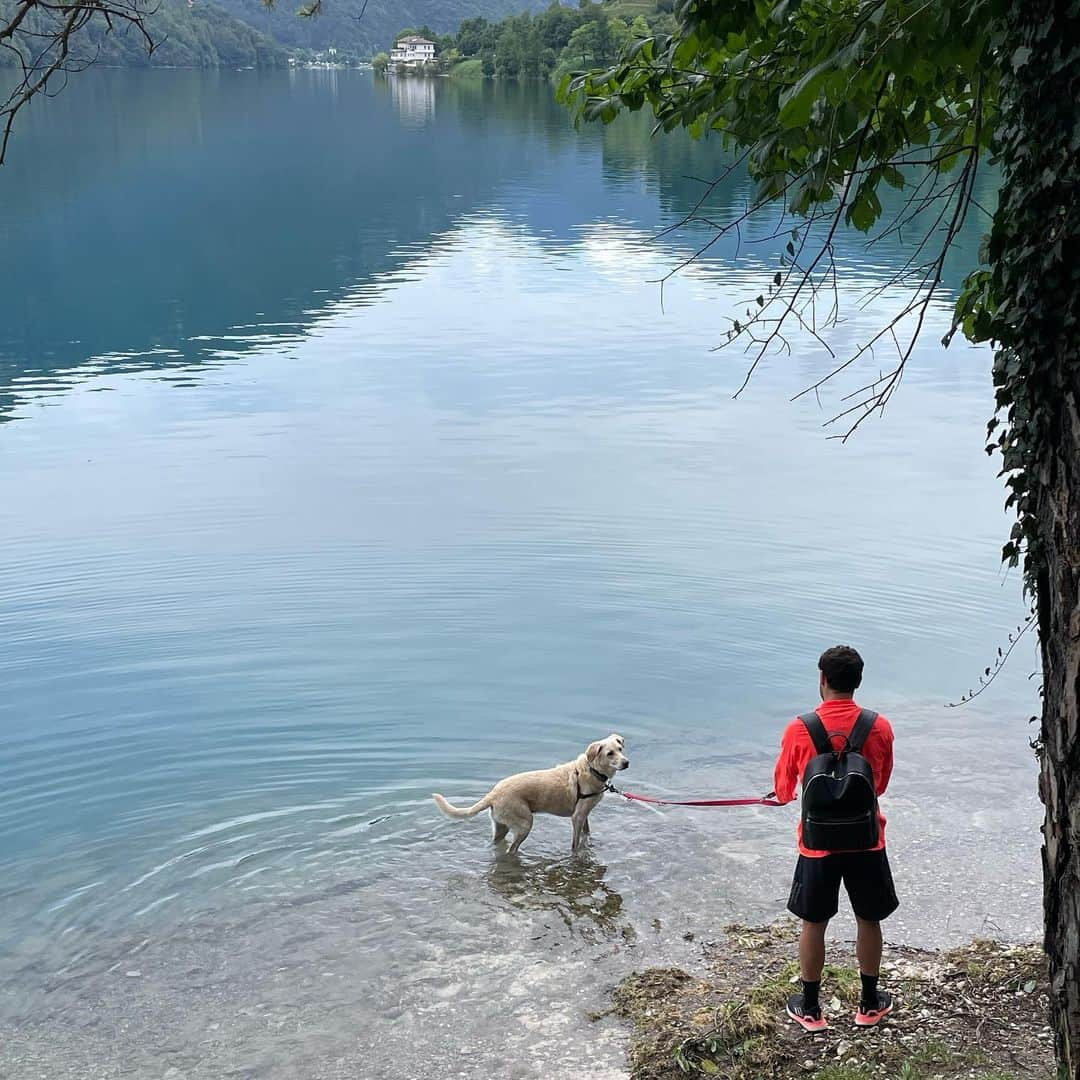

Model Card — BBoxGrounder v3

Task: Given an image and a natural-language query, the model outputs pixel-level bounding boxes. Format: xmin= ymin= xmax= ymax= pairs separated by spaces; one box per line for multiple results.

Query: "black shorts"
xmin=787 ymin=850 xmax=899 ymax=924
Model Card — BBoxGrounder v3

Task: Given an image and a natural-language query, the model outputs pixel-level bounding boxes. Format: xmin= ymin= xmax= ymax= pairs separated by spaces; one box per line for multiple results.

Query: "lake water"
xmin=0 ymin=70 xmax=1042 ymax=1078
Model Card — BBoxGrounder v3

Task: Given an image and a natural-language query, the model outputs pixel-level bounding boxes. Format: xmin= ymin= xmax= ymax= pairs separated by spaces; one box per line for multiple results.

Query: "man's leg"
xmin=845 ymin=852 xmax=899 ymax=1026
xmin=785 ymin=856 xmax=840 ymax=1030
xmin=854 ymin=915 xmax=892 ymax=1022
xmin=855 ymin=915 xmax=882 ymax=977
xmin=800 ymin=918 xmax=828 ymax=982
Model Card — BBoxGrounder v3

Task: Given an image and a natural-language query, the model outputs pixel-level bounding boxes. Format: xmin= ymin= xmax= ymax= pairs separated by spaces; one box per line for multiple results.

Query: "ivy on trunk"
xmin=974 ymin=3 xmax=1080 ymax=1072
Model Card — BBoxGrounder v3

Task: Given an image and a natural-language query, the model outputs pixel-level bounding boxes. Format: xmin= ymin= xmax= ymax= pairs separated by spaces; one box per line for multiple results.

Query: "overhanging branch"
xmin=1 ymin=0 xmax=156 ymax=166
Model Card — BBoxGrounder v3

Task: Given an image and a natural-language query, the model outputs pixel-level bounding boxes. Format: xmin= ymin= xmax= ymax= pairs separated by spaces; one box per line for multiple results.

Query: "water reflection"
xmin=390 ymin=74 xmax=436 ymax=126
xmin=0 ymin=70 xmax=994 ymax=424
xmin=485 ymin=853 xmax=630 ymax=941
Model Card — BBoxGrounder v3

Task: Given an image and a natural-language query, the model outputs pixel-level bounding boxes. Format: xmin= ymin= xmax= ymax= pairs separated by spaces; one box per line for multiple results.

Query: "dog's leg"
xmin=571 ymin=807 xmax=590 ymax=852
xmin=507 ymin=812 xmax=533 ymax=854
xmin=491 ymin=813 xmax=509 ymax=844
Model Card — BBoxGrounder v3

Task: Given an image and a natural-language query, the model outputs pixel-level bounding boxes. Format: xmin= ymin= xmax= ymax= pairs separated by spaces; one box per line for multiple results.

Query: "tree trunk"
xmin=996 ymin=4 xmax=1080 ymax=1072
xmin=1038 ymin=365 xmax=1080 ymax=1079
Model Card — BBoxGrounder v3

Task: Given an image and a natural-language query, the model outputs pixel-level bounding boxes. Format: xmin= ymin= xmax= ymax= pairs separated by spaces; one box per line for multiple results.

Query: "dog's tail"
xmin=432 ymin=792 xmax=492 ymax=820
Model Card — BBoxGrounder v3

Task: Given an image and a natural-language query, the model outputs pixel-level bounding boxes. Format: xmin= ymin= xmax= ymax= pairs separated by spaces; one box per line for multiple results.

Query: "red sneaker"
xmin=855 ymin=990 xmax=894 ymax=1027
xmin=786 ymin=994 xmax=829 ymax=1032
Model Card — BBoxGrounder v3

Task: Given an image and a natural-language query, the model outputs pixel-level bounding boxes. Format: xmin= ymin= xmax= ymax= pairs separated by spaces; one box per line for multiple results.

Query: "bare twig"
xmin=946 ymin=612 xmax=1037 ymax=707
xmin=1 ymin=0 xmax=156 ymax=166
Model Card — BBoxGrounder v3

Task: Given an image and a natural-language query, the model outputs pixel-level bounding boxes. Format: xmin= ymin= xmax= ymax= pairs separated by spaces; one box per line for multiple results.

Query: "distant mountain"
xmin=0 ymin=0 xmax=560 ymax=71
xmin=0 ymin=0 xmax=288 ymax=68
xmin=210 ymin=0 xmax=557 ymax=57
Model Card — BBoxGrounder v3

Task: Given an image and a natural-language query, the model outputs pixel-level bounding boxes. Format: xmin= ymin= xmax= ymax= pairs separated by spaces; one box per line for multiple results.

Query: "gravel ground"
xmin=610 ymin=920 xmax=1055 ymax=1080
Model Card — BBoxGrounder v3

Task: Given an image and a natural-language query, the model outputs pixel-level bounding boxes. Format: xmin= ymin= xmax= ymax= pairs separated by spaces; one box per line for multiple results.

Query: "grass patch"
xmin=608 ymin=923 xmax=1055 ymax=1080
xmin=449 ymin=58 xmax=484 ymax=80
xmin=943 ymin=938 xmax=1044 ymax=993
xmin=604 ymin=0 xmax=657 ymax=16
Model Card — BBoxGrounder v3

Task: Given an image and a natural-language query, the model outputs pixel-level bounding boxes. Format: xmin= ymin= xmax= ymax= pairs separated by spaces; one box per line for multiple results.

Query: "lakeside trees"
xmin=564 ymin=0 xmax=1080 ymax=1072
xmin=401 ymin=2 xmax=674 ymax=82
xmin=2 ymin=0 xmax=565 ymax=130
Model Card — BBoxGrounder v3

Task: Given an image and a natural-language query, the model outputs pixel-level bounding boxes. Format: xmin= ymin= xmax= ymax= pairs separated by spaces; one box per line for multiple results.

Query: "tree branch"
xmin=1 ymin=0 xmax=156 ymax=166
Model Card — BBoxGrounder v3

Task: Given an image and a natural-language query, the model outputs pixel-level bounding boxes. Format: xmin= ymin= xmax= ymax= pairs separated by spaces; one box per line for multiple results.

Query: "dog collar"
xmin=576 ymin=765 xmax=615 ymax=803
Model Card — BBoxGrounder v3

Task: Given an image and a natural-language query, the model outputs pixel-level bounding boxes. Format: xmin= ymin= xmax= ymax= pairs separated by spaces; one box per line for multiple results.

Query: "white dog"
xmin=432 ymin=734 xmax=629 ymax=853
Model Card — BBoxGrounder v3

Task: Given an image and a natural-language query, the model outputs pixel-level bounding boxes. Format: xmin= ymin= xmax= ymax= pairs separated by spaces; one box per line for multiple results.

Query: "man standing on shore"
xmin=773 ymin=645 xmax=898 ymax=1031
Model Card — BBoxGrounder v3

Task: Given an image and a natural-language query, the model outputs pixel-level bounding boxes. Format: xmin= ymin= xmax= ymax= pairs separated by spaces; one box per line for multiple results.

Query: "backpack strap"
xmin=799 ymin=712 xmax=832 ymax=755
xmin=847 ymin=708 xmax=879 ymax=753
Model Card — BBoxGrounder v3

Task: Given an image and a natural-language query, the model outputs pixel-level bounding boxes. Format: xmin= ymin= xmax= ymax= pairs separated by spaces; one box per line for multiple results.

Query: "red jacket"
xmin=773 ymin=698 xmax=894 ymax=858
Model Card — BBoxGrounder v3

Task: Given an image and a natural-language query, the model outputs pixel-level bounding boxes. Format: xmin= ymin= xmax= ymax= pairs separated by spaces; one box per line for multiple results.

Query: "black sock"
xmin=860 ymin=973 xmax=879 ymax=1008
xmin=801 ymin=979 xmax=821 ymax=1013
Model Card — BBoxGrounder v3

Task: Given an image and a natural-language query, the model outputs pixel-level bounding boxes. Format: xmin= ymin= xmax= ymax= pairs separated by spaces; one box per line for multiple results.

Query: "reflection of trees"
xmin=484 ymin=853 xmax=630 ymax=942
xmin=599 ymin=109 xmax=750 ymax=220
xmin=596 ymin=107 xmax=998 ymax=297
xmin=439 ymin=76 xmax=577 ymax=157
xmin=0 ymin=73 xmax=570 ymax=420
xmin=0 ymin=73 xmax=995 ymax=423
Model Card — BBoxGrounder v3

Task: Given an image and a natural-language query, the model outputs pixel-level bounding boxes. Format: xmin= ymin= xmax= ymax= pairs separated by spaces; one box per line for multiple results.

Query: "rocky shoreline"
xmin=602 ymin=921 xmax=1055 ymax=1080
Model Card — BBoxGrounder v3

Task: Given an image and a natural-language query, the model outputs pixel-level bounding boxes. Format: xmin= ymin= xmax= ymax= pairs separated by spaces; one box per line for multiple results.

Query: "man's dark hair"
xmin=819 ymin=645 xmax=864 ymax=693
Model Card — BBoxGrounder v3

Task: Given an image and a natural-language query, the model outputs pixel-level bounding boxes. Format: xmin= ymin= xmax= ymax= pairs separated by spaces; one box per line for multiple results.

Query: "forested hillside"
xmin=0 ymin=0 xmax=287 ymax=67
xmin=421 ymin=0 xmax=674 ymax=81
xmin=0 ymin=0 xmax=554 ymax=70
xmin=211 ymin=0 xmax=554 ymax=58
xmin=0 ymin=0 xmax=662 ymax=71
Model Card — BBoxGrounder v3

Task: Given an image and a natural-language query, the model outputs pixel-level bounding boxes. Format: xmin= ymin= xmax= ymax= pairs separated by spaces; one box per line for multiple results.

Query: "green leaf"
xmin=847 ymin=182 xmax=883 ymax=232
xmin=777 ymin=60 xmax=829 ymax=127
xmin=881 ymin=165 xmax=905 ymax=189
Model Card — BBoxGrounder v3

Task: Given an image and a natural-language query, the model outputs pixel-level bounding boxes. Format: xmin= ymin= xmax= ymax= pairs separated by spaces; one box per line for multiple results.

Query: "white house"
xmin=390 ymin=36 xmax=436 ymax=67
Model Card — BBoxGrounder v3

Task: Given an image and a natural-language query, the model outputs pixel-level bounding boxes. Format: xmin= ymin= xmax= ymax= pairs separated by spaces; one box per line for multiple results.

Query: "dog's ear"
xmin=610 ymin=733 xmax=624 ymax=748
xmin=586 ymin=741 xmax=602 ymax=761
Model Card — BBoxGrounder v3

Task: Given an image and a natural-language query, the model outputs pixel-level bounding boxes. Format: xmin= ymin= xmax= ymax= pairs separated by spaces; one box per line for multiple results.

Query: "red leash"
xmin=612 ymin=787 xmax=783 ymax=808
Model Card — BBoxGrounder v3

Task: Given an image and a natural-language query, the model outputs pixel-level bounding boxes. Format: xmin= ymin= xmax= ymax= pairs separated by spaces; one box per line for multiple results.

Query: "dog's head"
xmin=586 ymin=733 xmax=629 ymax=777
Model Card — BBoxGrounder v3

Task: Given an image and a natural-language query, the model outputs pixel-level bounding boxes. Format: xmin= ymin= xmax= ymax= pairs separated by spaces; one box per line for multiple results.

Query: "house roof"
xmin=396 ymin=36 xmax=434 ymax=45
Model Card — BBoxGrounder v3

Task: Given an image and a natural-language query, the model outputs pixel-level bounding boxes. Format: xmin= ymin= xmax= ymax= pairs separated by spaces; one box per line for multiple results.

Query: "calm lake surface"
xmin=0 ymin=70 xmax=1041 ymax=1078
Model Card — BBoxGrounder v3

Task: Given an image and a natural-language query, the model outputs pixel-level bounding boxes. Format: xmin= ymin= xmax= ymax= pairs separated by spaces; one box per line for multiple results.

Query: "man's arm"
xmin=873 ymin=717 xmax=895 ymax=795
xmin=773 ymin=721 xmax=803 ymax=804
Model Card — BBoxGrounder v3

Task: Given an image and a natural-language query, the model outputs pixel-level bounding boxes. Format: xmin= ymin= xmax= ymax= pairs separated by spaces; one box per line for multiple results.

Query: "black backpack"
xmin=799 ymin=709 xmax=880 ymax=852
